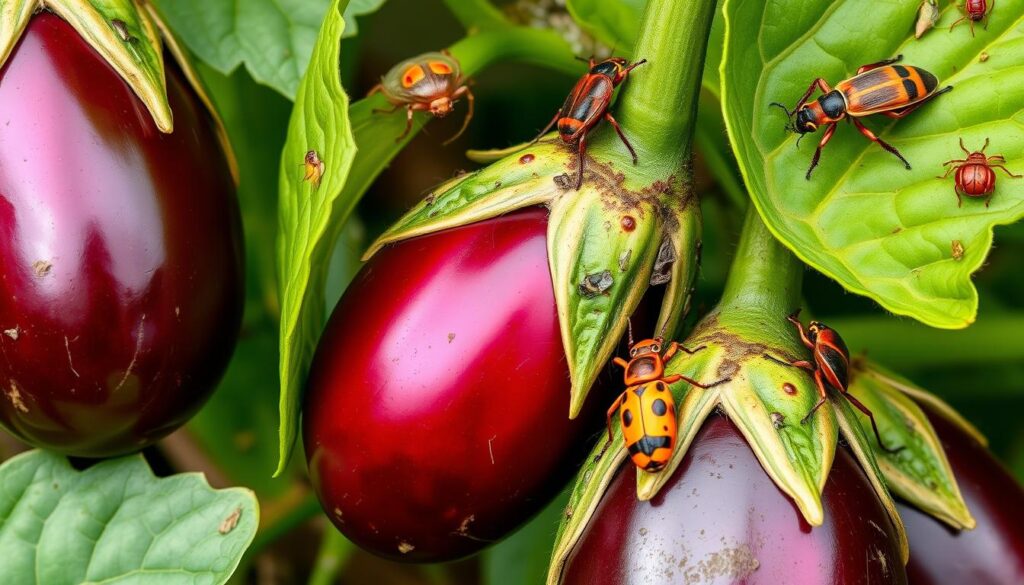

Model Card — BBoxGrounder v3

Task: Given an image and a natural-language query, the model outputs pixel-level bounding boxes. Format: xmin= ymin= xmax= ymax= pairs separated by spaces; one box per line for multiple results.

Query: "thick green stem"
xmin=441 ymin=0 xmax=509 ymax=32
xmin=450 ymin=27 xmax=578 ymax=78
xmin=616 ymin=0 xmax=717 ymax=165
xmin=308 ymin=528 xmax=354 ymax=585
xmin=718 ymin=208 xmax=803 ymax=317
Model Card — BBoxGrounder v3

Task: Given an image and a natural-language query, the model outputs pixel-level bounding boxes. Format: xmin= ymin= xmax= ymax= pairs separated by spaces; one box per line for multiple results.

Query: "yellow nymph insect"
xmin=368 ymin=51 xmax=474 ymax=144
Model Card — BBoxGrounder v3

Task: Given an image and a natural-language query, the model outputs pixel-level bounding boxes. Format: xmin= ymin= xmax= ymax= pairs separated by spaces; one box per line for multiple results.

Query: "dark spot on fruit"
xmin=623 ymin=409 xmax=634 ymax=427
xmin=783 ymin=382 xmax=797 ymax=395
xmin=652 ymin=399 xmax=667 ymax=416
xmin=621 ymin=216 xmax=636 ymax=231
xmin=519 ymin=153 xmax=535 ymax=164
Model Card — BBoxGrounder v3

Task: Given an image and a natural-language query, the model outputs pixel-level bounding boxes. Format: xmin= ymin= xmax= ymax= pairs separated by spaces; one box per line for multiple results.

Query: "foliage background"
xmin=1 ymin=0 xmax=1022 ymax=583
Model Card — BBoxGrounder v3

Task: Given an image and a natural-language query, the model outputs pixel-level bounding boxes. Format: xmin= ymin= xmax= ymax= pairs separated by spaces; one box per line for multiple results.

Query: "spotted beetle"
xmin=771 ymin=55 xmax=951 ymax=179
xmin=532 ymin=56 xmax=646 ymax=190
xmin=950 ymin=0 xmax=991 ymax=36
xmin=939 ymin=137 xmax=1021 ymax=207
xmin=765 ymin=310 xmax=901 ymax=453
xmin=368 ymin=51 xmax=473 ymax=144
xmin=607 ymin=329 xmax=729 ymax=473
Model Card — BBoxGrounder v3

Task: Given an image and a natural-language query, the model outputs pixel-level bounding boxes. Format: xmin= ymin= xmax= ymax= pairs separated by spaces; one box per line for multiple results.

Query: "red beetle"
xmin=939 ymin=137 xmax=1020 ymax=207
xmin=950 ymin=0 xmax=991 ymax=36
xmin=765 ymin=310 xmax=900 ymax=452
xmin=532 ymin=56 xmax=646 ymax=190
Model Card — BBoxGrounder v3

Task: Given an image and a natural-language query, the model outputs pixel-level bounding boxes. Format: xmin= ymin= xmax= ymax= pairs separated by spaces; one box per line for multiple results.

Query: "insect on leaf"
xmin=721 ymin=0 xmax=1024 ymax=328
xmin=275 ymin=0 xmax=356 ymax=475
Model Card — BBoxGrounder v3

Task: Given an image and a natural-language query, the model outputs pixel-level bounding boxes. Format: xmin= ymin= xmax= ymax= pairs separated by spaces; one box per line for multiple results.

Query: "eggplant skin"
xmin=304 ymin=209 xmax=610 ymax=563
xmin=562 ymin=413 xmax=907 ymax=585
xmin=902 ymin=403 xmax=1024 ymax=585
xmin=0 ymin=13 xmax=243 ymax=457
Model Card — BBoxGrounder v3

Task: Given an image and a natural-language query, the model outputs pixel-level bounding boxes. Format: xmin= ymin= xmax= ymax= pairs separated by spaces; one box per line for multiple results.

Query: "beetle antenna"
xmin=627 ymin=319 xmax=634 ymax=346
xmin=769 ymin=102 xmax=794 ymax=118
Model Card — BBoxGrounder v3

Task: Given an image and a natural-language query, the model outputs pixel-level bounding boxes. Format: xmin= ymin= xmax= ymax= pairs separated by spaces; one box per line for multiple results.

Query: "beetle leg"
xmin=606 ymin=393 xmax=626 ymax=443
xmin=664 ymin=374 xmax=731 ymax=389
xmin=956 ymin=186 xmax=964 ymax=207
xmin=791 ymin=78 xmax=833 ymax=113
xmin=990 ymin=164 xmax=1023 ymax=178
xmin=613 ymin=356 xmax=629 ymax=369
xmin=763 ymin=354 xmax=815 ymax=372
xmin=367 ymin=83 xmax=383 ymax=97
xmin=937 ymin=161 xmax=965 ymax=179
xmin=961 ymin=137 xmax=973 ymax=156
xmin=879 ymin=85 xmax=953 ymax=119
xmin=661 ymin=342 xmax=679 ymax=363
xmin=604 ymin=112 xmax=638 ymax=165
xmin=443 ymin=87 xmax=474 ymax=145
xmin=805 ymin=122 xmax=837 ymax=179
xmin=575 ymin=133 xmax=587 ymax=190
xmin=785 ymin=311 xmax=816 ymax=350
xmin=856 ymin=54 xmax=903 ymax=74
xmin=949 ymin=14 xmax=968 ymax=32
xmin=852 ymin=118 xmax=911 ymax=170
xmin=842 ymin=387 xmax=904 ymax=453
xmin=392 ymin=106 xmax=419 ymax=142
xmin=529 ymin=111 xmax=561 ymax=146
xmin=800 ymin=370 xmax=829 ymax=425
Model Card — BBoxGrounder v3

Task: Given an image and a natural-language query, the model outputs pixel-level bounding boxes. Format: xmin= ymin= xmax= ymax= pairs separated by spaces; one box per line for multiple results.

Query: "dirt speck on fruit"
xmin=219 ymin=507 xmax=242 ymax=534
xmin=456 ymin=515 xmax=476 ymax=537
xmin=5 ymin=381 xmax=28 ymax=412
xmin=448 ymin=332 xmax=456 ymax=343
xmin=114 ymin=317 xmax=146 ymax=392
xmin=32 ymin=260 xmax=52 ymax=277
xmin=3 ymin=327 xmax=19 ymax=341
xmin=678 ymin=544 xmax=759 ymax=583
xmin=398 ymin=541 xmax=415 ymax=554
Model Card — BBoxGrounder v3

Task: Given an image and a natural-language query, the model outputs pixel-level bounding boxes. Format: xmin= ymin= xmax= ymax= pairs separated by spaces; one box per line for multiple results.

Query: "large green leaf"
xmin=483 ymin=490 xmax=568 ymax=585
xmin=151 ymin=0 xmax=386 ymax=99
xmin=721 ymin=0 xmax=1024 ymax=328
xmin=276 ymin=0 xmax=356 ymax=475
xmin=0 ymin=450 xmax=257 ymax=584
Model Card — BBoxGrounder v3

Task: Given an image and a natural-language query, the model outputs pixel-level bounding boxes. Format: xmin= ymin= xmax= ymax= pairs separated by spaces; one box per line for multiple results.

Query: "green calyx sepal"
xmin=365 ymin=136 xmax=701 ymax=419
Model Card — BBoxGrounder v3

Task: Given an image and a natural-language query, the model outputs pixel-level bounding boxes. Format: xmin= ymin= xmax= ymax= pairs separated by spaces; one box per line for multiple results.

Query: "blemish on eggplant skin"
xmin=3 ymin=327 xmax=19 ymax=340
xmin=518 ymin=153 xmax=535 ymax=164
xmin=397 ymin=541 xmax=415 ymax=554
xmin=32 ymin=260 xmax=52 ymax=277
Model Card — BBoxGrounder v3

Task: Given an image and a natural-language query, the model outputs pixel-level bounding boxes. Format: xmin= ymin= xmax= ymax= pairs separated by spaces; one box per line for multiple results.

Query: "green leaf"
xmin=848 ymin=365 xmax=975 ymax=529
xmin=44 ymin=0 xmax=172 ymax=131
xmin=363 ymin=141 xmax=568 ymax=259
xmin=831 ymin=397 xmax=909 ymax=563
xmin=721 ymin=0 xmax=1024 ymax=328
xmin=547 ymin=185 xmax=661 ymax=418
xmin=276 ymin=0 xmax=356 ymax=475
xmin=566 ymin=0 xmax=647 ymax=49
xmin=0 ymin=450 xmax=257 ymax=584
xmin=151 ymin=0 xmax=331 ymax=99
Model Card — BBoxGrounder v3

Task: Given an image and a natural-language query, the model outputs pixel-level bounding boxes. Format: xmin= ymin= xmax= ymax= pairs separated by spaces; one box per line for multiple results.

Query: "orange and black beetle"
xmin=369 ymin=51 xmax=473 ymax=144
xmin=939 ymin=137 xmax=1021 ymax=207
xmin=771 ymin=55 xmax=951 ymax=179
xmin=607 ymin=334 xmax=728 ymax=472
xmin=951 ymin=0 xmax=991 ymax=36
xmin=533 ymin=56 xmax=646 ymax=190
xmin=766 ymin=311 xmax=900 ymax=453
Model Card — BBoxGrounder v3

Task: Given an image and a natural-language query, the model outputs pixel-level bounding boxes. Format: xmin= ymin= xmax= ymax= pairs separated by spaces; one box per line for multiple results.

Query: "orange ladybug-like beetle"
xmin=608 ymin=328 xmax=729 ymax=472
xmin=368 ymin=51 xmax=474 ymax=144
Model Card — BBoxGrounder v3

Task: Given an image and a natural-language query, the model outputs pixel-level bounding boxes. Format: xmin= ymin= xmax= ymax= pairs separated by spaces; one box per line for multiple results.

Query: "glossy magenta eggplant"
xmin=304 ymin=209 xmax=606 ymax=562
xmin=562 ymin=414 xmax=907 ymax=585
xmin=901 ymin=405 xmax=1024 ymax=585
xmin=0 ymin=14 xmax=243 ymax=456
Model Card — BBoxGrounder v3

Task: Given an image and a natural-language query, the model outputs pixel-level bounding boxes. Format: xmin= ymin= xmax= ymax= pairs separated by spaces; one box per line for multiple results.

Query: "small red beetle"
xmin=950 ymin=0 xmax=991 ymax=36
xmin=939 ymin=137 xmax=1020 ymax=207
xmin=532 ymin=56 xmax=646 ymax=190
xmin=765 ymin=310 xmax=900 ymax=453
xmin=606 ymin=328 xmax=729 ymax=472
xmin=368 ymin=51 xmax=473 ymax=144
